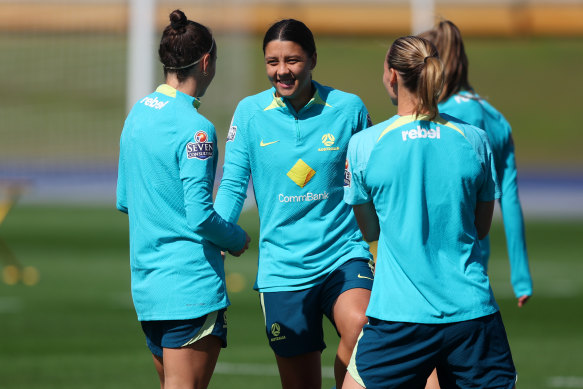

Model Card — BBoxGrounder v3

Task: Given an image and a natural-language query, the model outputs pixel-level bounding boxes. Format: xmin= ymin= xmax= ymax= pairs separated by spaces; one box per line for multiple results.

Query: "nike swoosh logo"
xmin=357 ymin=274 xmax=373 ymax=281
xmin=260 ymin=140 xmax=280 ymax=147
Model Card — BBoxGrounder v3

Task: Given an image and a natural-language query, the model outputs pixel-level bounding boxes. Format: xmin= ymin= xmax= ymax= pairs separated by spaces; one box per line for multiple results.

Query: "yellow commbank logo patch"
xmin=287 ymin=159 xmax=315 ymax=188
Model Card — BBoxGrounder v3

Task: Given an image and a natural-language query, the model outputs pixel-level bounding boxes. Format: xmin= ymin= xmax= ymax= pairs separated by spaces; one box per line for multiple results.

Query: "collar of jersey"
xmin=156 ymin=84 xmax=201 ymax=109
xmin=264 ymin=82 xmax=331 ymax=113
xmin=376 ymin=113 xmax=465 ymax=142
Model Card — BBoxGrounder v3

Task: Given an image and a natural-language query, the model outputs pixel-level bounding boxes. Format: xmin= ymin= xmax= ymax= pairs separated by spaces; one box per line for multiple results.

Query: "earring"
xmin=202 ymin=71 xmax=208 ymax=77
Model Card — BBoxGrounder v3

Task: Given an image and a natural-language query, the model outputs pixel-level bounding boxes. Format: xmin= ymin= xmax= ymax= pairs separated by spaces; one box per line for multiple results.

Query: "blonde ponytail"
xmin=387 ymin=36 xmax=444 ymax=120
xmin=417 ymin=55 xmax=444 ymax=120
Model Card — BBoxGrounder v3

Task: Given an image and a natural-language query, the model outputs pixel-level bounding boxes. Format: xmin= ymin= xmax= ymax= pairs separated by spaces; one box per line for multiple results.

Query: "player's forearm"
xmin=197 ymin=211 xmax=247 ymax=252
xmin=186 ymin=202 xmax=246 ymax=252
xmin=215 ymin=165 xmax=250 ymax=223
xmin=500 ymin=193 xmax=532 ymax=296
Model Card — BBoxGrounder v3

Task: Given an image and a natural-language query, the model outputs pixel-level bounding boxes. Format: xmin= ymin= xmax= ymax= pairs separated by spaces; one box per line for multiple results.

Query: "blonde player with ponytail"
xmin=342 ymin=36 xmax=517 ymax=388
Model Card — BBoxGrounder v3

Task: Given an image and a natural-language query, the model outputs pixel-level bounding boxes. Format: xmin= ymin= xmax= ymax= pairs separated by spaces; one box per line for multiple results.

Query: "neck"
xmin=283 ymin=82 xmax=315 ymax=113
xmin=396 ymin=87 xmax=418 ymax=116
xmin=165 ymin=74 xmax=198 ymax=97
xmin=396 ymin=86 xmax=430 ymax=117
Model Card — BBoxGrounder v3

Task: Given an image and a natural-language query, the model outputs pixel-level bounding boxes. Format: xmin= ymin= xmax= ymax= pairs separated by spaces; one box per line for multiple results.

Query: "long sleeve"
xmin=116 ymin=134 xmax=128 ymax=214
xmin=499 ymin=134 xmax=533 ymax=297
xmin=179 ymin=123 xmax=246 ymax=252
xmin=215 ymin=109 xmax=252 ymax=223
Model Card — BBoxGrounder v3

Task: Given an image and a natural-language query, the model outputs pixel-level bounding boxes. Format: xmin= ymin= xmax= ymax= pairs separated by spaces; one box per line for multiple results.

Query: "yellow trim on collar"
xmin=377 ymin=114 xmax=464 ymax=142
xmin=312 ymin=89 xmax=332 ymax=107
xmin=156 ymin=84 xmax=177 ymax=98
xmin=155 ymin=84 xmax=200 ymax=108
xmin=263 ymin=89 xmax=332 ymax=111
xmin=264 ymin=95 xmax=286 ymax=111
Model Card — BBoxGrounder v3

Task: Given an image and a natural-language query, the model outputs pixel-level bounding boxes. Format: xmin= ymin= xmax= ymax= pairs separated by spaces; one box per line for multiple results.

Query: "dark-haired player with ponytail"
xmin=116 ymin=10 xmax=249 ymax=388
xmin=342 ymin=36 xmax=517 ymax=388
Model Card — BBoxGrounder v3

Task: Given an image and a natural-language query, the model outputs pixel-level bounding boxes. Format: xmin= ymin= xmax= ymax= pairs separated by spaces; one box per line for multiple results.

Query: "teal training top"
xmin=439 ymin=91 xmax=532 ymax=298
xmin=344 ymin=113 xmax=501 ymax=323
xmin=214 ymin=81 xmax=372 ymax=292
xmin=117 ymin=84 xmax=246 ymax=321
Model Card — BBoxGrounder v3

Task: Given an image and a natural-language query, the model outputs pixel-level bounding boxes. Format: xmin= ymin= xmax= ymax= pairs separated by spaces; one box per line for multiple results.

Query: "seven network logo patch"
xmin=186 ymin=130 xmax=214 ymax=160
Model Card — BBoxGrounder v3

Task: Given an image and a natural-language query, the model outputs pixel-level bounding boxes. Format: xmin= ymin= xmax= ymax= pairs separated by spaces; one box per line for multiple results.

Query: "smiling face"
xmin=264 ymin=39 xmax=316 ymax=112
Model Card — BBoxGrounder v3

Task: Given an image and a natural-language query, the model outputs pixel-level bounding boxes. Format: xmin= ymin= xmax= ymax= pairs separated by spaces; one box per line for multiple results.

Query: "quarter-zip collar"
xmin=263 ymin=81 xmax=330 ymax=116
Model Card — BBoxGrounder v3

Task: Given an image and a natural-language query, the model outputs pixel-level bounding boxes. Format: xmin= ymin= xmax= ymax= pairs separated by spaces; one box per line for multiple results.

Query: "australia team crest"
xmin=186 ymin=130 xmax=214 ymax=160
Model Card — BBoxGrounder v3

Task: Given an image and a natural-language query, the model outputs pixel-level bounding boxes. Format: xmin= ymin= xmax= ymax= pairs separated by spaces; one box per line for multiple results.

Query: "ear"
xmin=309 ymin=52 xmax=317 ymax=70
xmin=389 ymin=68 xmax=398 ymax=87
xmin=201 ymin=53 xmax=211 ymax=74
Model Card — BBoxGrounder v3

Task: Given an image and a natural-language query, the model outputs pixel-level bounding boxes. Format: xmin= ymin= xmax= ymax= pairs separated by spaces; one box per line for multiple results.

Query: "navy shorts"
xmin=348 ymin=312 xmax=516 ymax=388
xmin=141 ymin=309 xmax=228 ymax=357
xmin=260 ymin=258 xmax=374 ymax=358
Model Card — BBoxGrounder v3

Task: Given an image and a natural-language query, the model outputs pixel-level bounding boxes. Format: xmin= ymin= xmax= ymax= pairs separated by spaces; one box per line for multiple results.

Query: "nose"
xmin=277 ymin=61 xmax=290 ymax=76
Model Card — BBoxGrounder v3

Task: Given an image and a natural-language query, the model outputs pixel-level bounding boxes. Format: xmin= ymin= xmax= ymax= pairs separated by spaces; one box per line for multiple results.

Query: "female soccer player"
xmin=214 ymin=19 xmax=374 ymax=389
xmin=420 ymin=20 xmax=532 ymax=307
xmin=343 ymin=36 xmax=516 ymax=388
xmin=116 ymin=10 xmax=250 ymax=389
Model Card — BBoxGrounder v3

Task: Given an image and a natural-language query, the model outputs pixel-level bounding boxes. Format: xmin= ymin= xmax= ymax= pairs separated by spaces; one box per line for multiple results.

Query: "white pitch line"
xmin=214 ymin=362 xmax=334 ymax=378
xmin=548 ymin=376 xmax=583 ymax=388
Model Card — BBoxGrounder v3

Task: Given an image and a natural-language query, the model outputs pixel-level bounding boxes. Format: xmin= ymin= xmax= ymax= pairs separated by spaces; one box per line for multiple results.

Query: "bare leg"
xmin=275 ymin=351 xmax=322 ymax=389
xmin=342 ymin=371 xmax=366 ymax=389
xmin=425 ymin=369 xmax=440 ymax=389
xmin=161 ymin=334 xmax=222 ymax=389
xmin=152 ymin=354 xmax=165 ymax=389
xmin=332 ymin=288 xmax=370 ymax=388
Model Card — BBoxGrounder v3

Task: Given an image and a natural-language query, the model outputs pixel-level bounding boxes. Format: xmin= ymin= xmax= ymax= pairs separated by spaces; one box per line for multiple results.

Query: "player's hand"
xmin=228 ymin=232 xmax=251 ymax=257
xmin=517 ymin=295 xmax=530 ymax=307
xmin=220 ymin=251 xmax=226 ymax=261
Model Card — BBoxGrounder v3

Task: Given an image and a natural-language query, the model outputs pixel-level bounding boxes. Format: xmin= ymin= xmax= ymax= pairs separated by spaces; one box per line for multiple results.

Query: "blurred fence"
xmin=1 ymin=0 xmax=583 ymax=36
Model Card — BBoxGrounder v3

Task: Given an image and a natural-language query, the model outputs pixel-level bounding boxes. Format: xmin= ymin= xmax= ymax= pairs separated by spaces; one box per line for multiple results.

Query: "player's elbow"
xmin=476 ymin=226 xmax=489 ymax=241
xmin=475 ymin=200 xmax=495 ymax=240
xmin=361 ymin=228 xmax=379 ymax=242
xmin=352 ymin=202 xmax=380 ymax=242
xmin=116 ymin=202 xmax=128 ymax=214
xmin=187 ymin=215 xmax=207 ymax=236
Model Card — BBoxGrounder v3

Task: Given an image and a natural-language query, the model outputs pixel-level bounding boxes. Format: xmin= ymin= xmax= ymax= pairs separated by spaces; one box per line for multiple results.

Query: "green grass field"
xmin=0 ymin=205 xmax=582 ymax=388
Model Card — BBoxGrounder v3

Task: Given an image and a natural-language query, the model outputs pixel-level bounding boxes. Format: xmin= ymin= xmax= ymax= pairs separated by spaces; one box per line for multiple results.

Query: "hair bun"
xmin=169 ymin=9 xmax=187 ymax=31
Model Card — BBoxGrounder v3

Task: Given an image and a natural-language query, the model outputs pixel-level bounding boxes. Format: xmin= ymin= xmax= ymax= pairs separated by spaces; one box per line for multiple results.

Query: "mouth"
xmin=276 ymin=78 xmax=295 ymax=89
